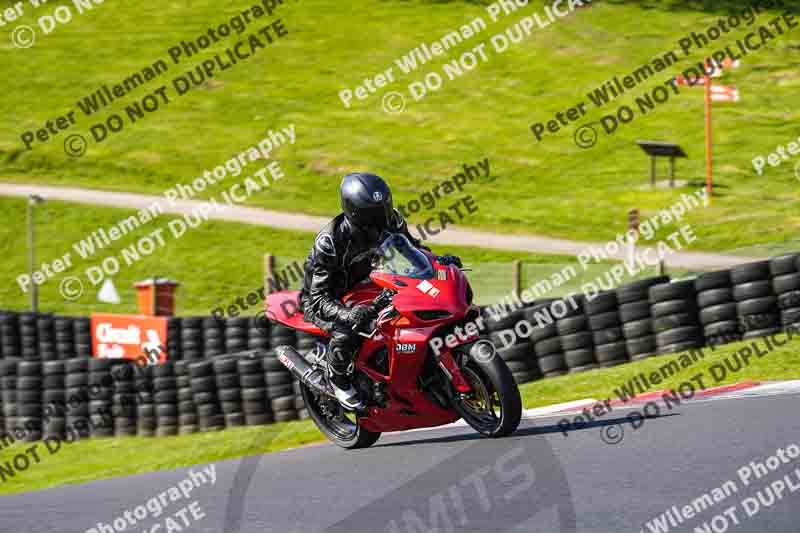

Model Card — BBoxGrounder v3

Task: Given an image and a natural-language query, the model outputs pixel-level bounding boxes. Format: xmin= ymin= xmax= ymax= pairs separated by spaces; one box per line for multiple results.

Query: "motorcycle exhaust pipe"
xmin=275 ymin=345 xmax=330 ymax=396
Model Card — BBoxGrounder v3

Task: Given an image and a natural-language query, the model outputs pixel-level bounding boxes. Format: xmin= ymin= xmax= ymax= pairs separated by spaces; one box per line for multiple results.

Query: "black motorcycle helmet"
xmin=340 ymin=173 xmax=393 ymax=239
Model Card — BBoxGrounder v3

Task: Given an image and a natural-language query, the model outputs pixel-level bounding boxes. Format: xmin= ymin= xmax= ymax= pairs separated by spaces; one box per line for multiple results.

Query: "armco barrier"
xmin=0 ymin=252 xmax=799 ymax=443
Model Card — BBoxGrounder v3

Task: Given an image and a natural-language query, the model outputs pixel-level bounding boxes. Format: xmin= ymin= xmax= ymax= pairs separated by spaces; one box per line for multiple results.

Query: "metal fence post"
xmin=264 ymin=253 xmax=275 ymax=294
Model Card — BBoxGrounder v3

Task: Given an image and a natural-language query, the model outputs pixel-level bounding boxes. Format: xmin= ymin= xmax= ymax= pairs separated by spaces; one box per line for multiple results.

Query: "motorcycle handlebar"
xmin=351 ymin=289 xmax=397 ymax=334
xmin=372 ymin=288 xmax=397 ymax=310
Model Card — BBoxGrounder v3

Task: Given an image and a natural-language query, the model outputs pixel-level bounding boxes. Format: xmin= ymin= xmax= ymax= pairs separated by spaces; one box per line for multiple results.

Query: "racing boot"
xmin=327 ymin=347 xmax=364 ymax=411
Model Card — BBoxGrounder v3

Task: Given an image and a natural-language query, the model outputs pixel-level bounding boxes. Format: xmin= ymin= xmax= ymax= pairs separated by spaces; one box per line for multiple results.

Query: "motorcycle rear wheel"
xmin=452 ymin=355 xmax=522 ymax=438
xmin=300 ymin=383 xmax=381 ymax=449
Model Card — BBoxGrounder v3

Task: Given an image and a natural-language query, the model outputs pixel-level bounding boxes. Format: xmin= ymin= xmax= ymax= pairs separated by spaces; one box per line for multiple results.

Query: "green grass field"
xmin=1 ymin=331 xmax=798 ymax=496
xmin=1 ymin=0 xmax=798 ymax=253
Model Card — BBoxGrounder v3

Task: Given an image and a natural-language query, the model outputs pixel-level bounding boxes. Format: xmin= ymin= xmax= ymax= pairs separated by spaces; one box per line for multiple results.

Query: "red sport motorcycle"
xmin=265 ymin=233 xmax=521 ymax=449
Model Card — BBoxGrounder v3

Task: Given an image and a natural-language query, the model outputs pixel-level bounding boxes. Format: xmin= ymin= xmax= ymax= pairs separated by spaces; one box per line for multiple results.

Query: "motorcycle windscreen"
xmin=371 ymin=233 xmax=433 ymax=280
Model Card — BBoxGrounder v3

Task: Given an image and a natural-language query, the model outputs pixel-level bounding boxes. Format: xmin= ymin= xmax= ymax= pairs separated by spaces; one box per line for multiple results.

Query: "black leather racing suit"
xmin=299 ymin=209 xmax=427 ymax=377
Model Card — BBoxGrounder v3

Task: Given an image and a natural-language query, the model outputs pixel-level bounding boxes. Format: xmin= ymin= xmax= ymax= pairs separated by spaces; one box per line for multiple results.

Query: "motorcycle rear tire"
xmin=300 ymin=384 xmax=381 ymax=450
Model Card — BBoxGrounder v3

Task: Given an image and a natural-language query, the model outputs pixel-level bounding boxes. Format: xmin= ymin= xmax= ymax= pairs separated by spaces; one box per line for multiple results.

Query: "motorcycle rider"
xmin=300 ymin=172 xmax=461 ymax=409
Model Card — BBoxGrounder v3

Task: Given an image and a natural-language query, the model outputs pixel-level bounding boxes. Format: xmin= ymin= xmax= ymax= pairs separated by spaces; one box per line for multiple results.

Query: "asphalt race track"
xmin=2 ymin=391 xmax=800 ymax=533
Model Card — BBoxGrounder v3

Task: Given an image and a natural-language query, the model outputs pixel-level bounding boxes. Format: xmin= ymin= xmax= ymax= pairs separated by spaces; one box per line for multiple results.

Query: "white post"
xmin=626 ymin=209 xmax=640 ymax=273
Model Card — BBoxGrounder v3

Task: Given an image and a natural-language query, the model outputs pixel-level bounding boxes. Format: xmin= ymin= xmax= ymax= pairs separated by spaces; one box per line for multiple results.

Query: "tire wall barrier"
xmin=0 ymin=253 xmax=798 ymax=441
xmin=481 ymin=254 xmax=799 ymax=383
xmin=0 ymin=314 xmax=314 ymax=442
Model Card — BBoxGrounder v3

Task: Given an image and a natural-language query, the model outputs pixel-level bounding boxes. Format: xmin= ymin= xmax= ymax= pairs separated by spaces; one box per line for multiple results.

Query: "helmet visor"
xmin=352 ymin=204 xmax=392 ymax=230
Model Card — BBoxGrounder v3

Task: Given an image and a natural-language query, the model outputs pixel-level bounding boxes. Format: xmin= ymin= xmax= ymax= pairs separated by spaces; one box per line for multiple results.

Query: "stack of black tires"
xmin=167 ymin=318 xmax=182 ymax=361
xmin=248 ymin=316 xmax=269 ymax=350
xmin=529 ymin=303 xmax=568 ymax=376
xmin=1 ymin=359 xmax=16 ymax=437
xmin=264 ymin=355 xmax=297 ymax=423
xmin=618 ymin=277 xmax=667 ymax=361
xmin=88 ymin=359 xmax=113 ymax=439
xmin=487 ymin=308 xmax=540 ymax=384
xmin=770 ymin=254 xmax=800 ymax=332
xmin=732 ymin=261 xmax=781 ymax=340
xmin=225 ymin=317 xmax=249 ymax=354
xmin=74 ymin=318 xmax=92 ymax=359
xmin=136 ymin=364 xmax=156 ymax=437
xmin=111 ymin=361 xmax=138 ymax=438
xmin=215 ymin=357 xmax=244 ymax=429
xmin=555 ymin=296 xmax=596 ymax=372
xmin=203 ymin=318 xmax=225 ymax=359
xmin=42 ymin=360 xmax=66 ymax=440
xmin=267 ymin=324 xmax=298 ymax=422
xmin=181 ymin=317 xmax=204 ymax=360
xmin=20 ymin=312 xmax=38 ymax=360
xmin=585 ymin=292 xmax=628 ymax=368
xmin=650 ymin=280 xmax=703 ymax=355
xmin=189 ymin=360 xmax=223 ymax=432
xmin=64 ymin=358 xmax=90 ymax=440
xmin=1 ymin=312 xmax=20 ymax=358
xmin=17 ymin=360 xmax=42 ymax=441
xmin=37 ymin=314 xmax=56 ymax=361
xmin=237 ymin=357 xmax=272 ymax=426
xmin=55 ymin=317 xmax=76 ymax=360
xmin=175 ymin=361 xmax=197 ymax=435
xmin=152 ymin=362 xmax=178 ymax=437
xmin=695 ymin=270 xmax=740 ymax=347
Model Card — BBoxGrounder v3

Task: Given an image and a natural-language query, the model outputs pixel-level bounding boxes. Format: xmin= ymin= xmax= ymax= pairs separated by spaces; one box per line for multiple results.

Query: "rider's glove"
xmin=340 ymin=304 xmax=376 ymax=330
xmin=435 ymin=255 xmax=463 ymax=268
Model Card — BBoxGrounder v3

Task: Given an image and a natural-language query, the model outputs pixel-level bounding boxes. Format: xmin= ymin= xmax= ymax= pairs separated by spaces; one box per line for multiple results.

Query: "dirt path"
xmin=0 ymin=183 xmax=765 ymax=269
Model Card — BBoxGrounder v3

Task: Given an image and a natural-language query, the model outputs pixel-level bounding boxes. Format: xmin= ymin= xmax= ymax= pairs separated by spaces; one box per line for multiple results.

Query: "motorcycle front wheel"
xmin=451 ymin=350 xmax=522 ymax=438
xmin=300 ymin=384 xmax=381 ymax=449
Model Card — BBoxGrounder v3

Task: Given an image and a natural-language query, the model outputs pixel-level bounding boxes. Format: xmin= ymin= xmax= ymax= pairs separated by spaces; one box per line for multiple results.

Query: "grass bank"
xmin=1 ymin=1 xmax=798 ymax=252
